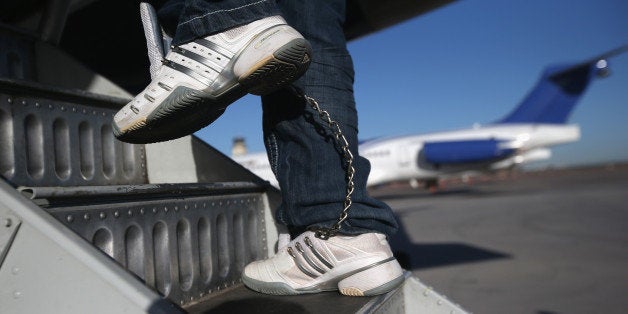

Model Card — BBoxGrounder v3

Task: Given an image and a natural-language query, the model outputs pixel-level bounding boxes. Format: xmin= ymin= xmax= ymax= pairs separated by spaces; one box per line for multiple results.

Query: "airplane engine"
xmin=422 ymin=139 xmax=515 ymax=164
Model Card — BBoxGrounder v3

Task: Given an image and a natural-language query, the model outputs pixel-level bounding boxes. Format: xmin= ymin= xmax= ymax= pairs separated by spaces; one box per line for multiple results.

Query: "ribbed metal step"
xmin=21 ymin=183 xmax=272 ymax=307
xmin=185 ymin=272 xmax=467 ymax=314
xmin=0 ymin=78 xmax=147 ymax=187
xmin=10 ymin=181 xmax=469 ymax=314
xmin=186 ymin=283 xmax=384 ymax=313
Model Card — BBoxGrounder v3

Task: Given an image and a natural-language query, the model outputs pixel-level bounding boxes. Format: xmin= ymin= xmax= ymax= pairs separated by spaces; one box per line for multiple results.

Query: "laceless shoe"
xmin=113 ymin=16 xmax=311 ymax=143
xmin=242 ymin=231 xmax=405 ymax=296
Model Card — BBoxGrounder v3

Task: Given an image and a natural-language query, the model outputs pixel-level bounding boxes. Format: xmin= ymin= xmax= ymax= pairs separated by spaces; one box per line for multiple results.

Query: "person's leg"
xmin=242 ymin=0 xmax=403 ymax=296
xmin=113 ymin=0 xmax=311 ymax=143
xmin=157 ymin=0 xmax=281 ymax=45
xmin=263 ymin=0 xmax=398 ymax=238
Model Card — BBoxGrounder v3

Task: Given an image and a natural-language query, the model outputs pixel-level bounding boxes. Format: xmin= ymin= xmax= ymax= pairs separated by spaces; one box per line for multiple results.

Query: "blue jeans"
xmin=158 ymin=0 xmax=399 ymax=237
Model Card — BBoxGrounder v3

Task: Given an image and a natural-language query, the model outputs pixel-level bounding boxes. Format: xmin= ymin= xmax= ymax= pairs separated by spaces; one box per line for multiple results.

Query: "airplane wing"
xmin=344 ymin=0 xmax=456 ymax=40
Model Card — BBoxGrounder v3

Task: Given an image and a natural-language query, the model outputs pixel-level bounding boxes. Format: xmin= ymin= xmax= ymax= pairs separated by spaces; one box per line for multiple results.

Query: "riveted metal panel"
xmin=0 ymin=177 xmax=181 ymax=314
xmin=45 ymin=189 xmax=269 ymax=307
xmin=0 ymin=91 xmax=147 ymax=186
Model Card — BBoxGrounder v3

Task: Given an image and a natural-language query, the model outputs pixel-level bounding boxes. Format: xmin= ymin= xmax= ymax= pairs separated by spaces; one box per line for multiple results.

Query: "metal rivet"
xmin=13 ymin=291 xmax=22 ymax=299
xmin=99 ymin=212 xmax=106 ymax=219
xmin=152 ymin=207 xmax=157 ymax=214
xmin=164 ymin=206 xmax=169 ymax=212
xmin=140 ymin=208 xmax=145 ymax=215
xmin=114 ymin=211 xmax=120 ymax=218
xmin=184 ymin=205 xmax=189 ymax=210
xmin=174 ymin=206 xmax=179 ymax=212
xmin=7 ymin=98 xmax=12 ymax=103
xmin=21 ymin=100 xmax=26 ymax=105
xmin=66 ymin=215 xmax=74 ymax=223
xmin=128 ymin=210 xmax=133 ymax=217
xmin=61 ymin=106 xmax=66 ymax=111
xmin=83 ymin=213 xmax=90 ymax=220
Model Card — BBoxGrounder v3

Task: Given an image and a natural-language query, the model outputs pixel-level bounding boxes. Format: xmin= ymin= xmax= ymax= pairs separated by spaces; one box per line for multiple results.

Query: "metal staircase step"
xmin=0 ymin=78 xmax=147 ymax=187
xmin=185 ymin=272 xmax=468 ymax=314
xmin=186 ymin=284 xmax=376 ymax=313
xmin=21 ymin=182 xmax=272 ymax=307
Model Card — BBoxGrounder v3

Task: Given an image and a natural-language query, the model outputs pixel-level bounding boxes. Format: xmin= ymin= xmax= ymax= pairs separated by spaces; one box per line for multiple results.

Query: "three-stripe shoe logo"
xmin=286 ymin=236 xmax=334 ymax=278
xmin=285 ymin=236 xmax=395 ymax=283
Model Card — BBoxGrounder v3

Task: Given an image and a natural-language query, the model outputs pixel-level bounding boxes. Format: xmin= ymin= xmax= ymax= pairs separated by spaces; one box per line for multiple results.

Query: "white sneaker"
xmin=113 ymin=15 xmax=311 ymax=143
xmin=242 ymin=231 xmax=405 ymax=296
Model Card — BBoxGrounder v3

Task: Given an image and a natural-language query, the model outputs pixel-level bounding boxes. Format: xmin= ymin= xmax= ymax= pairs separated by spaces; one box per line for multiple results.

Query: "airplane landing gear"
xmin=425 ymin=179 xmax=440 ymax=193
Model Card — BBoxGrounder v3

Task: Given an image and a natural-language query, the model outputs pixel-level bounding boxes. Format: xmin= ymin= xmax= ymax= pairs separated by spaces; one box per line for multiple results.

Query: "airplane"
xmin=233 ymin=47 xmax=627 ymax=190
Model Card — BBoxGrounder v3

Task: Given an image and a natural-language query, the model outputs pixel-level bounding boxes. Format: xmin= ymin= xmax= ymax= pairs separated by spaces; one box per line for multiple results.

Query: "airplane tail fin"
xmin=498 ymin=46 xmax=628 ymax=124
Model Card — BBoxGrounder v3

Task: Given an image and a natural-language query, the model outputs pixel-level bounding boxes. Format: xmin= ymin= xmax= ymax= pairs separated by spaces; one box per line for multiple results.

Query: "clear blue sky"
xmin=196 ymin=0 xmax=628 ymax=167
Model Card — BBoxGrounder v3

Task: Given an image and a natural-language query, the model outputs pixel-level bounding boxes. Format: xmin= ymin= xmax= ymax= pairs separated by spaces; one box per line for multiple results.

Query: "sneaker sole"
xmin=114 ymin=38 xmax=311 ymax=144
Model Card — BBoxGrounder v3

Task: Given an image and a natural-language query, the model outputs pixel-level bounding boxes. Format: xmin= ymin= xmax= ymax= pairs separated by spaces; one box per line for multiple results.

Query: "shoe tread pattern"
xmin=115 ymin=87 xmax=232 ymax=143
xmin=243 ymin=38 xmax=311 ymax=95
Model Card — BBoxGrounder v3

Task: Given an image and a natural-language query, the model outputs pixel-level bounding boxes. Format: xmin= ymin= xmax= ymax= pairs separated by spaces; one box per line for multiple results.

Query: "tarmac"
xmin=371 ymin=164 xmax=628 ymax=314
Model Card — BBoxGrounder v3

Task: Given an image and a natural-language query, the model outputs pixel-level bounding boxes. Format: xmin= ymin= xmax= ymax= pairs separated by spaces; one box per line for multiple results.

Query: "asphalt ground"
xmin=371 ymin=164 xmax=628 ymax=314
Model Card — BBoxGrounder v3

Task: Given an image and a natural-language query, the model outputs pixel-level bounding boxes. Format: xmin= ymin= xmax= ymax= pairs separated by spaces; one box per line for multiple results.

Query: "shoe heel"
xmin=241 ymin=37 xmax=311 ymax=95
xmin=338 ymin=259 xmax=405 ymax=296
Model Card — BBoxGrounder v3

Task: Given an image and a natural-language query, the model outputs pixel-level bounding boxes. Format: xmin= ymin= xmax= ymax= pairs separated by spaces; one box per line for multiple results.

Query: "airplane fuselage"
xmin=360 ymin=123 xmax=580 ymax=186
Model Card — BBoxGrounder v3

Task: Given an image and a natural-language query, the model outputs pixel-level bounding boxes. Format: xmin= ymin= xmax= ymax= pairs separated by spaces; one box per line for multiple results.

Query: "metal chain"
xmin=303 ymin=94 xmax=355 ymax=240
